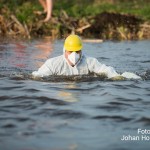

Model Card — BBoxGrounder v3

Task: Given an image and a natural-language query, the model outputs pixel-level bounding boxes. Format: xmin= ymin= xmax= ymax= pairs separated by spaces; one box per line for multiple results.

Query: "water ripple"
xmin=136 ymin=117 xmax=150 ymax=126
xmin=1 ymin=124 xmax=16 ymax=128
xmin=108 ymin=101 xmax=133 ymax=107
xmin=95 ymin=105 xmax=123 ymax=111
xmin=116 ymin=97 xmax=143 ymax=102
xmin=0 ymin=40 xmax=150 ymax=149
xmin=0 ymin=96 xmax=10 ymax=101
xmin=0 ymin=86 xmax=24 ymax=90
xmin=35 ymin=96 xmax=68 ymax=106
xmin=51 ymin=110 xmax=87 ymax=119
xmin=92 ymin=115 xmax=132 ymax=122
xmin=0 ymin=117 xmax=31 ymax=122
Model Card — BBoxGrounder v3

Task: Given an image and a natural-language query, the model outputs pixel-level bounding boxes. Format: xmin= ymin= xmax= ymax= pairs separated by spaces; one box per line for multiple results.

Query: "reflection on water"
xmin=0 ymin=39 xmax=150 ymax=150
xmin=58 ymin=84 xmax=79 ymax=102
xmin=11 ymin=43 xmax=27 ymax=68
xmin=34 ymin=38 xmax=53 ymax=67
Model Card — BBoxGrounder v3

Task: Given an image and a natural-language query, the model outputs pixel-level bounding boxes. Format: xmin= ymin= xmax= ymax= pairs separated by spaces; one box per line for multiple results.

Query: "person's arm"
xmin=87 ymin=57 xmax=119 ymax=77
xmin=32 ymin=60 xmax=53 ymax=77
xmin=87 ymin=57 xmax=141 ymax=80
xmin=87 ymin=57 xmax=124 ymax=80
xmin=44 ymin=0 xmax=53 ymax=22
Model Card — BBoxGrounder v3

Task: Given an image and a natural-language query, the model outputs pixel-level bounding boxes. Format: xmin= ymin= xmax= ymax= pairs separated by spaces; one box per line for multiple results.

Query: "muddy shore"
xmin=0 ymin=7 xmax=150 ymax=40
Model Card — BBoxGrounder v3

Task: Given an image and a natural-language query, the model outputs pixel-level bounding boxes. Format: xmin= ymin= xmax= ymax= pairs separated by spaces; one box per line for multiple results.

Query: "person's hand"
xmin=109 ymin=75 xmax=125 ymax=81
xmin=121 ymin=72 xmax=141 ymax=79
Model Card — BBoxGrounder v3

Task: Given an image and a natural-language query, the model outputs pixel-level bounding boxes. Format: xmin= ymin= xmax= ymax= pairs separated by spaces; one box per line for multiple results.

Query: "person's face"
xmin=65 ymin=50 xmax=82 ymax=66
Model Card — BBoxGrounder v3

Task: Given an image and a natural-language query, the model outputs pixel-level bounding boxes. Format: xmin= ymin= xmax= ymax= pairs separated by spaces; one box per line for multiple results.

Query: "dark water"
xmin=0 ymin=39 xmax=150 ymax=150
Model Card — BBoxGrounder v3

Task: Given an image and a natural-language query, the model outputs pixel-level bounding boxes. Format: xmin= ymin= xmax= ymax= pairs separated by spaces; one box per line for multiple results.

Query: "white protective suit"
xmin=32 ymin=54 xmax=120 ymax=78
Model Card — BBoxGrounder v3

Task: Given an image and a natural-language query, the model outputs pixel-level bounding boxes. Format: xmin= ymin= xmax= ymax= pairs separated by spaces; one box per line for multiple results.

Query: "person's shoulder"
xmin=45 ymin=55 xmax=64 ymax=66
xmin=85 ymin=55 xmax=98 ymax=62
xmin=46 ymin=55 xmax=63 ymax=62
xmin=84 ymin=55 xmax=101 ymax=67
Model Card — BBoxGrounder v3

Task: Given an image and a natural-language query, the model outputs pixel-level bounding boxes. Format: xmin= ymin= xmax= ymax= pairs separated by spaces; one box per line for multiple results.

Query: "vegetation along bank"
xmin=0 ymin=0 xmax=150 ymax=40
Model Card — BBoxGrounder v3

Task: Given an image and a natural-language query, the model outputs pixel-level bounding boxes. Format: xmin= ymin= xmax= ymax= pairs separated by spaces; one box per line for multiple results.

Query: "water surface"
xmin=0 ymin=39 xmax=150 ymax=150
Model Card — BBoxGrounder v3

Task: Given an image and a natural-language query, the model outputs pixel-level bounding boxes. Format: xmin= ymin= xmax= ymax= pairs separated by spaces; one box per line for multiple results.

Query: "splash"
xmin=0 ymin=70 xmax=150 ymax=82
xmin=25 ymin=70 xmax=150 ymax=82
xmin=139 ymin=70 xmax=150 ymax=80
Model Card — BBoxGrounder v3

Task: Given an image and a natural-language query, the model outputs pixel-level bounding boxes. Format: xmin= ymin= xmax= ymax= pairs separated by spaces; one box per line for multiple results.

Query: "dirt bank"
xmin=0 ymin=7 xmax=150 ymax=40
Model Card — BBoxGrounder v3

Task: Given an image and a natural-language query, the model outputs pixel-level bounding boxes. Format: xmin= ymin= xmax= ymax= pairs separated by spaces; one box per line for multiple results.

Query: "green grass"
xmin=53 ymin=0 xmax=150 ymax=20
xmin=1 ymin=0 xmax=150 ymax=22
xmin=15 ymin=2 xmax=36 ymax=23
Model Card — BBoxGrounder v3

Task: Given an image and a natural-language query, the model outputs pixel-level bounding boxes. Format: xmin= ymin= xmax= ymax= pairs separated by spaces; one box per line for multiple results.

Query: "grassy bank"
xmin=54 ymin=0 xmax=150 ymax=20
xmin=0 ymin=0 xmax=150 ymax=40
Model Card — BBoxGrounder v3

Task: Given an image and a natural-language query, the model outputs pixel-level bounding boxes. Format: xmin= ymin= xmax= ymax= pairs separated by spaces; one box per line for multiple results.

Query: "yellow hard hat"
xmin=64 ymin=35 xmax=83 ymax=52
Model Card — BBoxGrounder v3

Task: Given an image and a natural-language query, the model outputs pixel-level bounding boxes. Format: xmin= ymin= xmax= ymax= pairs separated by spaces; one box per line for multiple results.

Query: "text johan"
xmin=121 ymin=129 xmax=150 ymax=141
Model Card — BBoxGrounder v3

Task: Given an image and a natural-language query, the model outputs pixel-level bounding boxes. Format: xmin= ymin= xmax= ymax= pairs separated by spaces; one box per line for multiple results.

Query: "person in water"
xmin=38 ymin=0 xmax=53 ymax=22
xmin=32 ymin=34 xmax=141 ymax=80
